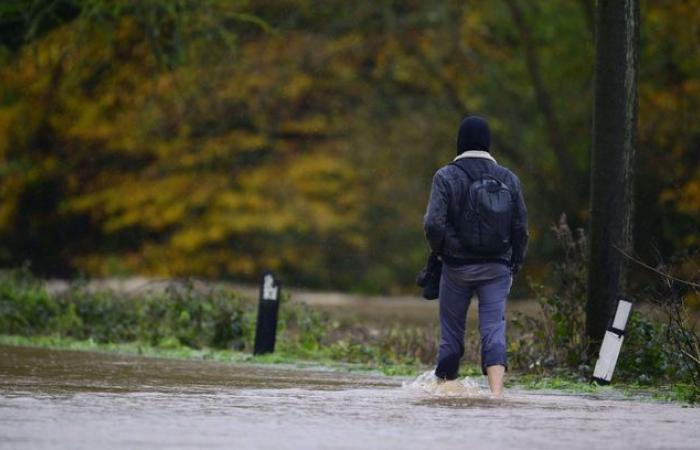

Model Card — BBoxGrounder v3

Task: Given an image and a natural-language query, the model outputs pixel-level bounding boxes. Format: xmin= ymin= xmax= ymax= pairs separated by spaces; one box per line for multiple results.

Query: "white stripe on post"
xmin=611 ymin=299 xmax=632 ymax=332
xmin=592 ymin=298 xmax=633 ymax=384
xmin=593 ymin=331 xmax=624 ymax=382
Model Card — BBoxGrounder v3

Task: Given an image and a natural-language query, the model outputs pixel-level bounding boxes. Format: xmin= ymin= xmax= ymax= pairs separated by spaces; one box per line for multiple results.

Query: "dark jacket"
xmin=423 ymin=152 xmax=529 ymax=268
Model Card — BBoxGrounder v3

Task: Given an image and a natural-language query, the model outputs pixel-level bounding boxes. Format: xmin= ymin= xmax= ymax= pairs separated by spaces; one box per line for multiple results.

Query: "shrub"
xmin=509 ymin=216 xmax=699 ymax=396
xmin=0 ymin=269 xmax=254 ymax=351
xmin=510 ymin=215 xmax=588 ymax=373
xmin=0 ymin=266 xmax=59 ymax=335
xmin=615 ymin=312 xmax=677 ymax=383
xmin=277 ymin=295 xmax=326 ymax=353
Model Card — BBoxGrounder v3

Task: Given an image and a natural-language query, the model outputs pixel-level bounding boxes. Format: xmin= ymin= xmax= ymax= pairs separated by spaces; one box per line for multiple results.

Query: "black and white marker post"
xmin=253 ymin=271 xmax=281 ymax=355
xmin=592 ymin=298 xmax=633 ymax=384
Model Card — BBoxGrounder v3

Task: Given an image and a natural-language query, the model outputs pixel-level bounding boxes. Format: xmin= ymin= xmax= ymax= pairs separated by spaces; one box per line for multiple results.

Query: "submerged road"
xmin=1 ymin=345 xmax=698 ymax=449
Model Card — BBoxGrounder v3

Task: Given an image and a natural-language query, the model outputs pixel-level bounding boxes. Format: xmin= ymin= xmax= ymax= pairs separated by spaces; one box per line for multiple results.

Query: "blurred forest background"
xmin=0 ymin=0 xmax=698 ymax=293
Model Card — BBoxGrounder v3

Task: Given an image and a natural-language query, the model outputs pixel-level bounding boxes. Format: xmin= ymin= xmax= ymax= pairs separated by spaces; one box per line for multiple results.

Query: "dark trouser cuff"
xmin=435 ymin=353 xmax=462 ymax=380
xmin=481 ymin=345 xmax=507 ymax=375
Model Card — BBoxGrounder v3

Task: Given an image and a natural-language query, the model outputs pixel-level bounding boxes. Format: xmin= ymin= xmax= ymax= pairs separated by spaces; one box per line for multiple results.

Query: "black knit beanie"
xmin=456 ymin=116 xmax=491 ymax=154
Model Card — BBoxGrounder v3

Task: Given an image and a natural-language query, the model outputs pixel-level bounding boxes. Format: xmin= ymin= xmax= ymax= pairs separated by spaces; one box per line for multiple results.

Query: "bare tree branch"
xmin=613 ymin=245 xmax=700 ymax=289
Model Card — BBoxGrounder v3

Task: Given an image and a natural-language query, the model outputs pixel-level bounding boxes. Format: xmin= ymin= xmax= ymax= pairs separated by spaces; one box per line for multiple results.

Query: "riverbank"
xmin=2 ymin=267 xmax=699 ymax=403
xmin=1 ymin=334 xmax=694 ymax=404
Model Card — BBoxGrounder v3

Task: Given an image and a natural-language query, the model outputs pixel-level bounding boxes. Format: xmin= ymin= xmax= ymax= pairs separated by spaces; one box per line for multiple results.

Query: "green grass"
xmin=511 ymin=373 xmax=599 ymax=393
xmin=509 ymin=372 xmax=698 ymax=404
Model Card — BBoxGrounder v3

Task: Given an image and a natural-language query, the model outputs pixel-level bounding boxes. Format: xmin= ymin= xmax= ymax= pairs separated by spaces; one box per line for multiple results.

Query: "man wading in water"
xmin=423 ymin=116 xmax=529 ymax=396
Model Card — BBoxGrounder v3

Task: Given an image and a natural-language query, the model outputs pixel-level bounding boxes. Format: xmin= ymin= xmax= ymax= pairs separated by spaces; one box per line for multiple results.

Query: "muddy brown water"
xmin=1 ymin=345 xmax=698 ymax=449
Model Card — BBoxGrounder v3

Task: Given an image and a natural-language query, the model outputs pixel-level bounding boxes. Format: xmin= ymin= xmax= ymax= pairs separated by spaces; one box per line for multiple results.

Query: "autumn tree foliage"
xmin=0 ymin=0 xmax=698 ymax=292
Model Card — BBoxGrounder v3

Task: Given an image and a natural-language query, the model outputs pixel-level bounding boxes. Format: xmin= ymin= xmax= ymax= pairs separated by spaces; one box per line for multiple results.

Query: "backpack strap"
xmin=449 ymin=158 xmax=492 ymax=184
xmin=451 ymin=158 xmax=507 ymax=187
xmin=449 ymin=161 xmax=469 ymax=178
xmin=448 ymin=161 xmax=482 ymax=215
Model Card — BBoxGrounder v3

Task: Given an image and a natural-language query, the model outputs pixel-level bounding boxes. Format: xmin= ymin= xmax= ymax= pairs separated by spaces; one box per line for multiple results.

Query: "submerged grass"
xmin=2 ymin=333 xmax=693 ymax=403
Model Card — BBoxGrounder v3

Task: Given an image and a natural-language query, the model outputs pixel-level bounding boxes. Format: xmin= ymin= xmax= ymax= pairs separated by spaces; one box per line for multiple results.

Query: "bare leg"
xmin=476 ymin=272 xmax=511 ymax=398
xmin=486 ymin=365 xmax=505 ymax=397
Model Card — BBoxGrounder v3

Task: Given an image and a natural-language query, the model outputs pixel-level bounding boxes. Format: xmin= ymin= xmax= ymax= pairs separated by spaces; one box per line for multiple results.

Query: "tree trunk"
xmin=586 ymin=0 xmax=639 ymax=348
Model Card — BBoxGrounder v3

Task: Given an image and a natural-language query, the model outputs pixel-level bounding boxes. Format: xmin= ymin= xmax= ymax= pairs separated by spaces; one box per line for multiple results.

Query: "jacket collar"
xmin=454 ymin=150 xmax=497 ymax=164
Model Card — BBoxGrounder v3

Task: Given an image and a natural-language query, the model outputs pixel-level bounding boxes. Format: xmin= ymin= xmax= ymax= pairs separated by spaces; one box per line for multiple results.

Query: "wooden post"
xmin=586 ymin=0 xmax=639 ymax=350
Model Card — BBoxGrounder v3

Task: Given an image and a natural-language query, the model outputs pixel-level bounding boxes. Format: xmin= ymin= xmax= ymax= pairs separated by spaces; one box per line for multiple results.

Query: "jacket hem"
xmin=442 ymin=256 xmax=511 ymax=267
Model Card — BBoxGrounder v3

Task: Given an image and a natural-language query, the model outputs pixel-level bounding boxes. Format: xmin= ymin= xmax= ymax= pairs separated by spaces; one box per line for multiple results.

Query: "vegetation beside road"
xmin=0 ymin=266 xmax=436 ymax=376
xmin=1 ymin=266 xmax=697 ymax=403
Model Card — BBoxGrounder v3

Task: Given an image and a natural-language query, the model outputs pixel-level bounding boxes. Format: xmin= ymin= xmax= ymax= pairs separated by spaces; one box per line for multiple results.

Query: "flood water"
xmin=1 ymin=345 xmax=698 ymax=449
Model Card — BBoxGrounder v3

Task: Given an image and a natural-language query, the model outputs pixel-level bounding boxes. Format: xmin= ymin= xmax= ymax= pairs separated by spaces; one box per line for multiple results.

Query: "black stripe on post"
xmin=253 ymin=271 xmax=281 ymax=355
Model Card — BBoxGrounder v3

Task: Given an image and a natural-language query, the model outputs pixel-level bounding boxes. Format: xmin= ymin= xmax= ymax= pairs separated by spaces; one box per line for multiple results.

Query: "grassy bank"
xmin=1 ymin=267 xmax=697 ymax=403
xmin=0 ymin=267 xmax=437 ymax=376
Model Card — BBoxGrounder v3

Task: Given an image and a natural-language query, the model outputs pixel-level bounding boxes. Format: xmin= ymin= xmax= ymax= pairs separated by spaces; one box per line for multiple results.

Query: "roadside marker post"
xmin=253 ymin=271 xmax=281 ymax=355
xmin=592 ymin=298 xmax=633 ymax=384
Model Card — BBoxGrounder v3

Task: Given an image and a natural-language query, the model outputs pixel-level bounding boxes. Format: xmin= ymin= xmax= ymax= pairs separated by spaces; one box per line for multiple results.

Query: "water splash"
xmin=403 ymin=370 xmax=488 ymax=397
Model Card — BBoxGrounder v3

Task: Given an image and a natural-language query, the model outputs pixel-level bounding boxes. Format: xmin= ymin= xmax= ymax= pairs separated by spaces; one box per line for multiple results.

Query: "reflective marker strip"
xmin=593 ymin=331 xmax=624 ymax=382
xmin=592 ymin=298 xmax=633 ymax=384
xmin=611 ymin=299 xmax=632 ymax=335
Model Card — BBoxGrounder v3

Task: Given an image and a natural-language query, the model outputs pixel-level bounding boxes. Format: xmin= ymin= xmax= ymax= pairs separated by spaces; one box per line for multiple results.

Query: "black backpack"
xmin=450 ymin=162 xmax=513 ymax=255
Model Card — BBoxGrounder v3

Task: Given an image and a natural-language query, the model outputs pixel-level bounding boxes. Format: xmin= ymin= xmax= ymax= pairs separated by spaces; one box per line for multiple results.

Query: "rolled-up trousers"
xmin=435 ymin=262 xmax=512 ymax=380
